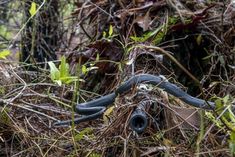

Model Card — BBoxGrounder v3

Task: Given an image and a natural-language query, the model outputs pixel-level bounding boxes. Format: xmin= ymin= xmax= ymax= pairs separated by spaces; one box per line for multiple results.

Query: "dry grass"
xmin=1 ymin=0 xmax=235 ymax=157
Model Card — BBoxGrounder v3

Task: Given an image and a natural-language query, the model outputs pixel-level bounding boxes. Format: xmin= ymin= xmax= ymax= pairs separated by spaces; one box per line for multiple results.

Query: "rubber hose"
xmin=54 ymin=74 xmax=215 ymax=127
xmin=129 ymin=102 xmax=148 ymax=133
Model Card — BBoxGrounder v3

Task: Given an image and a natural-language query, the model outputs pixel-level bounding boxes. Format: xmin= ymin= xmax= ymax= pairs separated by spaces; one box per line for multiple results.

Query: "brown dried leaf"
xmin=135 ymin=10 xmax=151 ymax=31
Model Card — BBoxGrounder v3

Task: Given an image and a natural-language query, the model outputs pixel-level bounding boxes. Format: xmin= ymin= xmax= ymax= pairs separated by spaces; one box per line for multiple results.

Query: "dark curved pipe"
xmin=116 ymin=74 xmax=215 ymax=109
xmin=53 ymin=107 xmax=106 ymax=126
xmin=76 ymin=93 xmax=116 ymax=115
xmin=129 ymin=102 xmax=148 ymax=133
xmin=53 ymin=74 xmax=215 ymax=127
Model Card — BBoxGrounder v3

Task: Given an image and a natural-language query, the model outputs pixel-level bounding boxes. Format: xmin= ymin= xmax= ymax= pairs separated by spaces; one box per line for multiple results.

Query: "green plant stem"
xmin=8 ymin=0 xmax=46 ymax=49
xmin=30 ymin=18 xmax=38 ymax=66
xmin=196 ymin=110 xmax=205 ymax=157
xmin=71 ymin=56 xmax=82 ymax=154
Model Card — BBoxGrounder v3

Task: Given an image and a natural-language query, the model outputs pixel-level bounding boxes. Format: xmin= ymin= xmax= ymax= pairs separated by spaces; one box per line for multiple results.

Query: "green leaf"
xmin=82 ymin=65 xmax=87 ymax=74
xmin=48 ymin=61 xmax=60 ymax=81
xmin=89 ymin=153 xmax=102 ymax=157
xmin=196 ymin=34 xmax=202 ymax=45
xmin=202 ymin=54 xmax=214 ymax=60
xmin=230 ymin=132 xmax=235 ymax=155
xmin=61 ymin=76 xmax=77 ymax=84
xmin=168 ymin=16 xmax=179 ymax=25
xmin=48 ymin=56 xmax=78 ymax=85
xmin=0 ymin=26 xmax=12 ymax=40
xmin=223 ymin=95 xmax=230 ymax=104
xmin=205 ymin=111 xmax=223 ymax=128
xmin=0 ymin=49 xmax=10 ymax=59
xmin=103 ymin=106 xmax=114 ymax=125
xmin=29 ymin=2 xmax=37 ymax=17
xmin=102 ymin=31 xmax=107 ymax=38
xmin=96 ymin=53 xmax=100 ymax=61
xmin=0 ymin=108 xmax=11 ymax=124
xmin=131 ymin=25 xmax=163 ymax=43
xmin=229 ymin=108 xmax=235 ymax=124
xmin=59 ymin=56 xmax=69 ymax=78
xmin=74 ymin=128 xmax=93 ymax=142
xmin=153 ymin=30 xmax=165 ymax=45
xmin=109 ymin=25 xmax=113 ymax=37
xmin=215 ymin=98 xmax=223 ymax=110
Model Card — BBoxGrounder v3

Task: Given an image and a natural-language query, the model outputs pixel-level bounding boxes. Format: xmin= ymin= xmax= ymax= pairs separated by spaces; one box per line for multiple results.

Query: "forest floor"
xmin=0 ymin=1 xmax=235 ymax=157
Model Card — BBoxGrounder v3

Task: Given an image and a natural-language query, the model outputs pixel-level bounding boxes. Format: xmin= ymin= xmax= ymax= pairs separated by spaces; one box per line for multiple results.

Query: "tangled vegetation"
xmin=0 ymin=0 xmax=235 ymax=156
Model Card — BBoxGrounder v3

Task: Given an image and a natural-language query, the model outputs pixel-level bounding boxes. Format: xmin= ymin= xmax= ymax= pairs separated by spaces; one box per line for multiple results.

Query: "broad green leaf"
xmin=59 ymin=56 xmax=69 ymax=78
xmin=48 ymin=61 xmax=60 ymax=81
xmin=109 ymin=25 xmax=113 ymax=37
xmin=0 ymin=49 xmax=10 ymax=59
xmin=29 ymin=2 xmax=37 ymax=17
xmin=48 ymin=56 xmax=78 ymax=85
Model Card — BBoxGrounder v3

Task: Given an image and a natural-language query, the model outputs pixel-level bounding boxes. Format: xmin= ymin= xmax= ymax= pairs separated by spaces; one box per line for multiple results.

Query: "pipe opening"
xmin=129 ymin=113 xmax=148 ymax=134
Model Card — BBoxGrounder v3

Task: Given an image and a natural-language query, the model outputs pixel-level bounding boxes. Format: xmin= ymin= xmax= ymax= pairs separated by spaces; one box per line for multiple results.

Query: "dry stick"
xmin=1 ymin=66 xmax=27 ymax=113
xmin=87 ymin=0 xmax=113 ymax=18
xmin=42 ymin=129 xmax=72 ymax=157
xmin=8 ymin=0 xmax=46 ymax=49
xmin=137 ymin=45 xmax=200 ymax=85
xmin=20 ymin=100 xmax=73 ymax=115
xmin=7 ymin=101 xmax=57 ymax=121
xmin=8 ymin=65 xmax=27 ymax=103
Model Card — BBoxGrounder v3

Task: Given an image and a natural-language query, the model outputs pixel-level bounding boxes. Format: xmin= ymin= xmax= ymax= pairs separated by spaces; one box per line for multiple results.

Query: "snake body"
xmin=53 ymin=74 xmax=215 ymax=126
